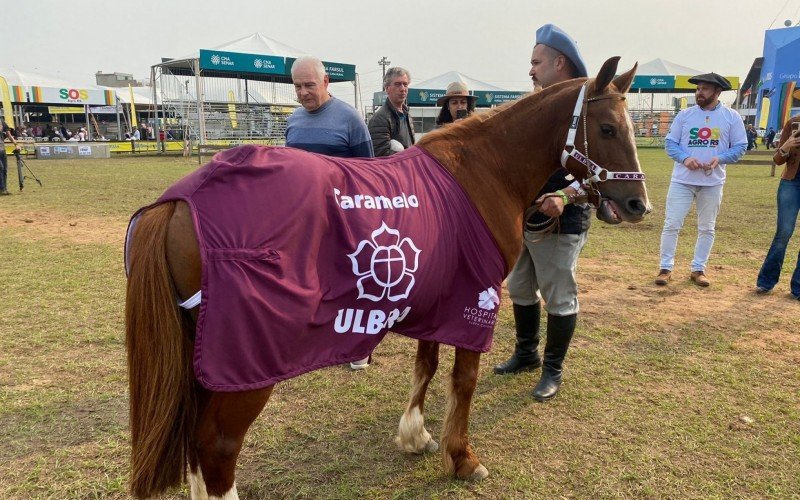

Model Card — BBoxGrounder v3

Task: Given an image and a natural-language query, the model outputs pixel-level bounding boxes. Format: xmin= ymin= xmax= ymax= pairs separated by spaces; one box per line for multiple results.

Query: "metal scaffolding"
xmin=151 ymin=49 xmax=358 ymax=154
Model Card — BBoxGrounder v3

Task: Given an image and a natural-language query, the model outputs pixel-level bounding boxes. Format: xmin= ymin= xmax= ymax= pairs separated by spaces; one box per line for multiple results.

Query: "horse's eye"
xmin=601 ymin=124 xmax=616 ymax=137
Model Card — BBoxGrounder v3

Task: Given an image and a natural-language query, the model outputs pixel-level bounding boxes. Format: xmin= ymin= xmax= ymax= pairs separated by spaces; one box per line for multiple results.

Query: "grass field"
xmin=0 ymin=150 xmax=798 ymax=499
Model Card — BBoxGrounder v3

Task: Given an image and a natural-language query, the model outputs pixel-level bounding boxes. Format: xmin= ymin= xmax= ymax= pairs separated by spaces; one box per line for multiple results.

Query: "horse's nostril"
xmin=627 ymin=198 xmax=648 ymax=215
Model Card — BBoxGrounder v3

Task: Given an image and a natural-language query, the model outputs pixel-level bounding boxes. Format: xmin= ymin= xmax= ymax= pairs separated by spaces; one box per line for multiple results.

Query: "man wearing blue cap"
xmin=494 ymin=24 xmax=590 ymax=403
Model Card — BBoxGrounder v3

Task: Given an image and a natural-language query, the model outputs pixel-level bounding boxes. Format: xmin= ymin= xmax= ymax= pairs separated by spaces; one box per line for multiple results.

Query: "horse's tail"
xmin=125 ymin=201 xmax=196 ymax=498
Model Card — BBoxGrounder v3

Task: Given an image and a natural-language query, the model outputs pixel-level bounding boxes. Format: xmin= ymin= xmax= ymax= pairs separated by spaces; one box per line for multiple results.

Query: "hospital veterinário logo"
xmin=478 ymin=288 xmax=499 ymax=310
xmin=348 ymin=222 xmax=420 ymax=302
xmin=463 ymin=287 xmax=500 ymax=328
xmin=688 ymin=127 xmax=720 ymax=147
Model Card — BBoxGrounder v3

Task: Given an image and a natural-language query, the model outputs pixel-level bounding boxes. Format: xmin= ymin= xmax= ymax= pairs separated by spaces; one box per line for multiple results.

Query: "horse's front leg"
xmin=395 ymin=340 xmax=440 ymax=454
xmin=442 ymin=347 xmax=488 ymax=480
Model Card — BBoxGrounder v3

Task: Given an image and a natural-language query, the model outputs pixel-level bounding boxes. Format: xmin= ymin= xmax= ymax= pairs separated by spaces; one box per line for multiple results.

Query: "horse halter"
xmin=560 ymin=82 xmax=646 ymax=189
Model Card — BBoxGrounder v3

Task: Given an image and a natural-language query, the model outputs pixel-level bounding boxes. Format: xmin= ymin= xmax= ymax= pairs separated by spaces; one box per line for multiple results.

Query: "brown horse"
xmin=125 ymin=56 xmax=649 ymax=499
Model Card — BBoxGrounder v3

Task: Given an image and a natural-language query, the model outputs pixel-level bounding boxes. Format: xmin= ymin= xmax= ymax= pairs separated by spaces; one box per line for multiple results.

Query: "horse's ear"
xmin=591 ymin=56 xmax=621 ymax=94
xmin=612 ymin=62 xmax=638 ymax=94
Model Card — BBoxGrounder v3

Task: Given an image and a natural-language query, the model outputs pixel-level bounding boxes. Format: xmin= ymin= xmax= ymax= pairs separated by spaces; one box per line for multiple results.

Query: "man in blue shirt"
xmin=286 ymin=56 xmax=374 ymax=370
xmin=286 ymin=56 xmax=373 ymax=158
xmin=656 ymin=73 xmax=747 ymax=287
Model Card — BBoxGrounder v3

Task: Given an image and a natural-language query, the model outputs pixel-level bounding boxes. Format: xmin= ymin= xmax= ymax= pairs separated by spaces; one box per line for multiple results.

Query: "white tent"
xmin=170 ymin=32 xmax=308 ymax=63
xmin=412 ymin=71 xmax=506 ymax=93
xmin=0 ymin=67 xmax=99 ymax=90
xmin=635 ymin=58 xmax=704 ymax=77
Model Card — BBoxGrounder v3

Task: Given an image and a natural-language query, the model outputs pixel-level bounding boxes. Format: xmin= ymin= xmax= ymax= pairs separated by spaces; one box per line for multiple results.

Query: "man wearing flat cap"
xmin=655 ymin=72 xmax=747 ymax=287
xmin=494 ymin=24 xmax=590 ymax=403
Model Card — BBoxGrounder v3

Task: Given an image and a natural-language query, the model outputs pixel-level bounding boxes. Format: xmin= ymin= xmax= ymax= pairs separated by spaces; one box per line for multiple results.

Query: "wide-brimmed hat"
xmin=535 ymin=24 xmax=588 ymax=78
xmin=688 ymin=72 xmax=732 ymax=91
xmin=436 ymin=81 xmax=478 ymax=106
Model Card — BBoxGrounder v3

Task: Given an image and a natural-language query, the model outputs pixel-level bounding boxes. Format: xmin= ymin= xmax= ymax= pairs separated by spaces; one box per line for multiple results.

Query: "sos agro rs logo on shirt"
xmin=688 ymin=127 xmax=720 ymax=147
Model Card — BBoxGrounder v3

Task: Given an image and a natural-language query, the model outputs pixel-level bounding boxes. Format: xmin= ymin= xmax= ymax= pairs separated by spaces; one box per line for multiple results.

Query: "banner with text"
xmin=199 ymin=49 xmax=286 ymax=76
xmin=285 ymin=57 xmax=356 ymax=82
xmin=13 ymin=86 xmax=115 ymax=105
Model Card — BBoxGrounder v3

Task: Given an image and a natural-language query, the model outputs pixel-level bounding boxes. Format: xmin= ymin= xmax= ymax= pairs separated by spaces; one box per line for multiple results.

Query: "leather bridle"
xmin=524 ymin=82 xmax=646 ymax=236
xmin=561 ymin=82 xmax=646 ymax=204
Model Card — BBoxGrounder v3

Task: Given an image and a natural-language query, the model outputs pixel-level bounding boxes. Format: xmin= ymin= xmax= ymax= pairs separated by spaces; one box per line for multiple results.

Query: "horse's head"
xmin=563 ymin=57 xmax=651 ymax=224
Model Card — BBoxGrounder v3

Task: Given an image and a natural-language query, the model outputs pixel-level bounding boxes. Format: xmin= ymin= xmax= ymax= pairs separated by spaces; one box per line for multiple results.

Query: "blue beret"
xmin=535 ymin=24 xmax=588 ymax=78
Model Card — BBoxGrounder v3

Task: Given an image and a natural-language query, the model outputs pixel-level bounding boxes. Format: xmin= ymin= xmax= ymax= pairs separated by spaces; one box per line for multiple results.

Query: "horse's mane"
xmin=416 ymin=77 xmax=589 ymax=148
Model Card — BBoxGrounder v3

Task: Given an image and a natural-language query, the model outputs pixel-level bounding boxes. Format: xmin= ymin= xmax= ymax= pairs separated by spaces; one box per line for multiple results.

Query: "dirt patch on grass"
xmin=577 ymin=259 xmax=799 ymax=355
xmin=0 ymin=211 xmax=126 ymax=246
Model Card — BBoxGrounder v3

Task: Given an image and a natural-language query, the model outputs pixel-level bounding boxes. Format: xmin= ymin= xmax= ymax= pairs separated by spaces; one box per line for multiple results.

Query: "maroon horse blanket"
xmin=127 ymin=145 xmax=505 ymax=391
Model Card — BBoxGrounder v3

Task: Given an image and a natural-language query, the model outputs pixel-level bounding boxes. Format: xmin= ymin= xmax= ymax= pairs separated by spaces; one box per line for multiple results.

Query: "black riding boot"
xmin=493 ymin=303 xmax=543 ymax=374
xmin=532 ymin=313 xmax=576 ymax=401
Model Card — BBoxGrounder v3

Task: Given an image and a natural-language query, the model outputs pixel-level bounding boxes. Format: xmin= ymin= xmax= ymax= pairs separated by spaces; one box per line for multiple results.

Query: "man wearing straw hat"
xmin=435 ymin=81 xmax=478 ymax=127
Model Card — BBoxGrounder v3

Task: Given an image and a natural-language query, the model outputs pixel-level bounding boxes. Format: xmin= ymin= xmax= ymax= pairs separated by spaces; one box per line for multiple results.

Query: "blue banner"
xmin=631 ymin=75 xmax=676 ymax=90
xmin=407 ymin=88 xmax=526 ymax=106
xmin=199 ymin=49 xmax=285 ymax=75
xmin=285 ymin=58 xmax=357 ymax=82
xmin=475 ymin=91 xmax=526 ymax=106
xmin=407 ymin=88 xmax=447 ymax=106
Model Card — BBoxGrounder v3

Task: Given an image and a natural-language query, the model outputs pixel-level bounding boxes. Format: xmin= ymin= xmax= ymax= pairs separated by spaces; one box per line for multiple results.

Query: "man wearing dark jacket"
xmin=368 ymin=67 xmax=415 ymax=156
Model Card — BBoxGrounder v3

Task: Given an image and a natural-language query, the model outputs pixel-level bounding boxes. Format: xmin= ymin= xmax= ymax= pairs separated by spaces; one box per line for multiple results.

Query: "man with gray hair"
xmin=368 ymin=67 xmax=415 ymax=157
xmin=286 ymin=56 xmax=373 ymax=158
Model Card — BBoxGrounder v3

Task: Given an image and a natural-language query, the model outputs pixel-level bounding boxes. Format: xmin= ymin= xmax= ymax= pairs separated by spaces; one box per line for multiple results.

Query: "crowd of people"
xmin=4 ymin=122 xmax=161 ymax=142
xmin=4 ymin=25 xmax=799 ymax=399
xmin=6 ymin=123 xmax=110 ymax=142
xmin=278 ymin=25 xmax=800 ymax=400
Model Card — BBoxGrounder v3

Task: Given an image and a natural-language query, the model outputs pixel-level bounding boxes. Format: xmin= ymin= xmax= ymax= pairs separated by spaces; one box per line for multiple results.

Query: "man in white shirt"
xmin=655 ymin=73 xmax=747 ymax=287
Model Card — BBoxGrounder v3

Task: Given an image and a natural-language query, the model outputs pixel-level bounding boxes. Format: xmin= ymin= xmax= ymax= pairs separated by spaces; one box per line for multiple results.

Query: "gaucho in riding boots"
xmin=532 ymin=313 xmax=576 ymax=401
xmin=493 ymin=303 xmax=543 ymax=374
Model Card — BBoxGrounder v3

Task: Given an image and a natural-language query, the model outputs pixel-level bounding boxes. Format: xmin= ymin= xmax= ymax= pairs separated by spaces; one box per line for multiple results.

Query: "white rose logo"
xmin=348 ymin=222 xmax=420 ymax=302
xmin=478 ymin=288 xmax=499 ymax=310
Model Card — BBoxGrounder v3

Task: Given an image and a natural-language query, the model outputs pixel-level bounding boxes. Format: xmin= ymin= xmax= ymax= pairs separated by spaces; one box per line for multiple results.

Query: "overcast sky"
xmin=4 ymin=0 xmax=800 ymax=100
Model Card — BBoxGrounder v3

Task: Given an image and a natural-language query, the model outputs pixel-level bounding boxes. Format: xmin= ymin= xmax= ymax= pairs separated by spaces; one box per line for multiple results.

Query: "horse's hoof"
xmin=424 ymin=439 xmax=439 ymax=453
xmin=468 ymin=464 xmax=489 ymax=481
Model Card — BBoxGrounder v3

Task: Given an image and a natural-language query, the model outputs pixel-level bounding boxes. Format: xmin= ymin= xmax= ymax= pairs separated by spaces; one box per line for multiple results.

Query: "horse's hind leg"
xmin=396 ymin=340 xmax=440 ymax=454
xmin=189 ymin=387 xmax=273 ymax=499
xmin=441 ymin=347 xmax=488 ymax=480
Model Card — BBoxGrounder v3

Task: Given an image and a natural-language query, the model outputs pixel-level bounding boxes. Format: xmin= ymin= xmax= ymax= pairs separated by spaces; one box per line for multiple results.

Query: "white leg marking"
xmin=395 ymin=406 xmax=438 ymax=453
xmin=189 ymin=466 xmax=209 ymax=500
xmin=210 ymin=482 xmax=239 ymax=500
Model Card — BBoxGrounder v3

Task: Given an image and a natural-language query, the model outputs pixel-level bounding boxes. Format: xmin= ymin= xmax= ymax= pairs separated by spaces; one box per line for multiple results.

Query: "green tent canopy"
xmin=631 ymin=58 xmax=739 ymax=92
